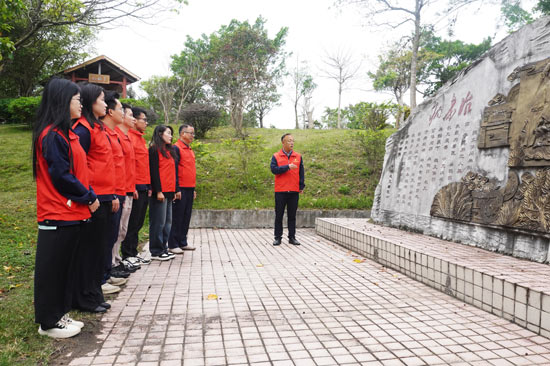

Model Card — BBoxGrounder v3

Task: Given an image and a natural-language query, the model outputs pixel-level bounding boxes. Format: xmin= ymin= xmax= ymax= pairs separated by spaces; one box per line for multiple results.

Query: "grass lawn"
xmin=0 ymin=124 xmax=388 ymax=365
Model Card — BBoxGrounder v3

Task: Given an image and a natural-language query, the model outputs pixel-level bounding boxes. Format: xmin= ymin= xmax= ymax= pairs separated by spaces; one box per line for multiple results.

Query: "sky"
xmin=94 ymin=0 xmax=524 ymax=129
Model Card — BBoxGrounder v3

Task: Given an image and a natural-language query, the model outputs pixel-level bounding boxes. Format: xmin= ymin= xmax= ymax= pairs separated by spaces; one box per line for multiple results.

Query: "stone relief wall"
xmin=371 ymin=17 xmax=550 ymax=262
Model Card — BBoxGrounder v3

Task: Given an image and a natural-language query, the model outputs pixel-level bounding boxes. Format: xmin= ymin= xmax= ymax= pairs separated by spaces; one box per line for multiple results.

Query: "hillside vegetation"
xmin=0 ymin=124 xmax=389 ymax=365
xmin=194 ymin=127 xmax=378 ymax=209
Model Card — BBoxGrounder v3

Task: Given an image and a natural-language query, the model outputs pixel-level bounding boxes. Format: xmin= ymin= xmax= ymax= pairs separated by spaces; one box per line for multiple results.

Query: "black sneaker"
xmin=112 ymin=264 xmax=132 ymax=276
xmin=151 ymin=253 xmax=172 ymax=261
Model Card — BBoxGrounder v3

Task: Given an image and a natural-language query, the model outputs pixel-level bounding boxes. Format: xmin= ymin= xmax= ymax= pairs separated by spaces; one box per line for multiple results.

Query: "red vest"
xmin=73 ymin=117 xmax=115 ymax=195
xmin=36 ymin=127 xmax=91 ymax=222
xmin=274 ymin=149 xmax=301 ymax=192
xmin=158 ymin=150 xmax=176 ymax=193
xmin=105 ymin=126 xmax=125 ymax=196
xmin=115 ymin=127 xmax=136 ymax=194
xmin=129 ymin=129 xmax=150 ymax=186
xmin=175 ymin=139 xmax=196 ymax=188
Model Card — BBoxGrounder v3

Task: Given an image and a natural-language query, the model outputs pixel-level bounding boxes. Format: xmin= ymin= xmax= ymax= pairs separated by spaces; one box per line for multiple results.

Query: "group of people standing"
xmin=32 ymin=78 xmax=196 ymax=339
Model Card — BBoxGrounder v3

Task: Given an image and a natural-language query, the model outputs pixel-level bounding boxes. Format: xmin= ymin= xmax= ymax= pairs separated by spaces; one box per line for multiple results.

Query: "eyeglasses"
xmin=184 ymin=131 xmax=195 ymax=136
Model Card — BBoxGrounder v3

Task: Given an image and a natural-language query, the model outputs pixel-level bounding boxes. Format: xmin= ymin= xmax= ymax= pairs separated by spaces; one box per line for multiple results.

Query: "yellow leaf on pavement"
xmin=353 ymin=259 xmax=365 ymax=263
xmin=207 ymin=294 xmax=218 ymax=300
xmin=256 ymin=264 xmax=264 ymax=267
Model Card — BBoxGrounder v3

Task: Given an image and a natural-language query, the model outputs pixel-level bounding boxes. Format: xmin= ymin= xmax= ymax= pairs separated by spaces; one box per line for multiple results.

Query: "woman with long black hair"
xmin=148 ymin=125 xmax=179 ymax=261
xmin=33 ymin=78 xmax=99 ymax=338
xmin=72 ymin=83 xmax=118 ymax=313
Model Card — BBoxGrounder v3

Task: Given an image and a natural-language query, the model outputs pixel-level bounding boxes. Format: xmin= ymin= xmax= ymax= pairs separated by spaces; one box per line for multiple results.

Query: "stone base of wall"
xmin=373 ymin=209 xmax=550 ymax=263
xmin=190 ymin=209 xmax=370 ymax=228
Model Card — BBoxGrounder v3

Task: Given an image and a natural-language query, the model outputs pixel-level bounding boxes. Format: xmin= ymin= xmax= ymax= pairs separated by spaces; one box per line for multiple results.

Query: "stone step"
xmin=316 ymin=218 xmax=550 ymax=339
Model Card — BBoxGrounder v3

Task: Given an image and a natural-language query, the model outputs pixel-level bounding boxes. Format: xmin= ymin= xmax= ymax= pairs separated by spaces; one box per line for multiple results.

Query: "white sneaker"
xmin=107 ymin=276 xmax=128 ymax=286
xmin=61 ymin=314 xmax=84 ymax=329
xmin=168 ymin=247 xmax=184 ymax=254
xmin=135 ymin=256 xmax=151 ymax=265
xmin=101 ymin=282 xmax=121 ymax=294
xmin=38 ymin=321 xmax=81 ymax=338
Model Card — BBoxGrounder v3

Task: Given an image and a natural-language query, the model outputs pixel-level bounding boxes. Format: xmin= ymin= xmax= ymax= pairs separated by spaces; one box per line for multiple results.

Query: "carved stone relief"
xmin=432 ymin=57 xmax=550 ymax=234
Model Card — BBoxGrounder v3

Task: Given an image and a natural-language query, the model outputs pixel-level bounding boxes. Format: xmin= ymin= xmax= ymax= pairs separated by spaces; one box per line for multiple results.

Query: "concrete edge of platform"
xmin=316 ymin=217 xmax=550 ymax=339
xmin=190 ymin=209 xmax=370 ymax=228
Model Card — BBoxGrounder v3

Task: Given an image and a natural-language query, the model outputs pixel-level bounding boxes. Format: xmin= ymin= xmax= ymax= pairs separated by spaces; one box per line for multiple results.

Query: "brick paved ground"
xmin=68 ymin=229 xmax=550 ymax=366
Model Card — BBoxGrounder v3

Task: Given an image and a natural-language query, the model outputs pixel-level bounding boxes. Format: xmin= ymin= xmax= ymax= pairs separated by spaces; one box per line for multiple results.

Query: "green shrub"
xmin=0 ymin=98 xmax=14 ymax=122
xmin=7 ymin=96 xmax=41 ymax=125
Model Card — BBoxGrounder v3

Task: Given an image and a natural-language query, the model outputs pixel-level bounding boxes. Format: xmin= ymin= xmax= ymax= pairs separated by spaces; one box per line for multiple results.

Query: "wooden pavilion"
xmin=61 ymin=55 xmax=140 ymax=98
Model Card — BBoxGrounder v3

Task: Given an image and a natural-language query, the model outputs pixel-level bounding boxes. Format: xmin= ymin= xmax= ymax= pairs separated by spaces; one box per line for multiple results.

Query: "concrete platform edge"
xmin=316 ymin=217 xmax=550 ymax=339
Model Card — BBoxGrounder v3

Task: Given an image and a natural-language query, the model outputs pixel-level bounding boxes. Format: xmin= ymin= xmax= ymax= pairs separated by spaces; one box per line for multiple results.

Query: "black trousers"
xmin=35 ymin=223 xmax=82 ymax=329
xmin=168 ymin=188 xmax=194 ymax=249
xmin=121 ymin=190 xmax=148 ymax=259
xmin=274 ymin=191 xmax=299 ymax=240
xmin=72 ymin=201 xmax=111 ymax=311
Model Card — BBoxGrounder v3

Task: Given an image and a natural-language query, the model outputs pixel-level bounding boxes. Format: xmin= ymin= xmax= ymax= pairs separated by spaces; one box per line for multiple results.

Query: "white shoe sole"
xmin=38 ymin=325 xmax=81 ymax=338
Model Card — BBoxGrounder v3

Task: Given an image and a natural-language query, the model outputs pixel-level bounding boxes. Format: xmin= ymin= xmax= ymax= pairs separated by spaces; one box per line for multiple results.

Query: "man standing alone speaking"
xmin=168 ymin=124 xmax=197 ymax=253
xmin=271 ymin=133 xmax=305 ymax=246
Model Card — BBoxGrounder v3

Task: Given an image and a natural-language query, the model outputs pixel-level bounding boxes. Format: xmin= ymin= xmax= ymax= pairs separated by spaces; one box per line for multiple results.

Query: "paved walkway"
xmin=68 ymin=229 xmax=550 ymax=366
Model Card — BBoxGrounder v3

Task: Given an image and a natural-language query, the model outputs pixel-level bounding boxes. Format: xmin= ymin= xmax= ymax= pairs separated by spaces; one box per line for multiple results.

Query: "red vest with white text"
xmin=273 ymin=149 xmax=301 ymax=192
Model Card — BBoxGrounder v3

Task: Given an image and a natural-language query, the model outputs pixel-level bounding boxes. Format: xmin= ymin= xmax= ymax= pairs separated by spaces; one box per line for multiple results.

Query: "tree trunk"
xmin=230 ymin=96 xmax=244 ymax=136
xmin=307 ymin=107 xmax=314 ymax=129
xmin=337 ymin=82 xmax=342 ymax=129
xmin=395 ymin=91 xmax=404 ymax=129
xmin=259 ymin=109 xmax=264 ymax=128
xmin=409 ymin=0 xmax=422 ymax=109
xmin=294 ymin=99 xmax=299 ymax=129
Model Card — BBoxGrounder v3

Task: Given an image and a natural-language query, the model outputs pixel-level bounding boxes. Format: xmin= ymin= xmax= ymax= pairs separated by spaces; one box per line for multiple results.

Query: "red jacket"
xmin=129 ymin=129 xmax=150 ymax=187
xmin=115 ymin=127 xmax=136 ymax=194
xmin=175 ymin=139 xmax=196 ymax=188
xmin=73 ymin=117 xmax=115 ymax=196
xmin=36 ymin=127 xmax=91 ymax=222
xmin=273 ymin=149 xmax=302 ymax=192
xmin=105 ymin=126 xmax=125 ymax=196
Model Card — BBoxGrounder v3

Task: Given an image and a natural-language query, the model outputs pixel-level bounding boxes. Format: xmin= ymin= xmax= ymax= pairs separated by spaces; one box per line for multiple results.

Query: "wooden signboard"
xmin=89 ymin=73 xmax=110 ymax=84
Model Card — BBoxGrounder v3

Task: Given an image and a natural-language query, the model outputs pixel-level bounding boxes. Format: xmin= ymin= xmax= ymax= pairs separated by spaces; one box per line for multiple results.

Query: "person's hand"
xmin=133 ymin=190 xmax=139 ymax=200
xmin=148 ymin=189 xmax=152 ymax=197
xmin=288 ymin=163 xmax=298 ymax=170
xmin=89 ymin=199 xmax=100 ymax=213
xmin=193 ymin=191 xmax=197 ymax=199
xmin=175 ymin=192 xmax=182 ymax=200
xmin=157 ymin=192 xmax=165 ymax=202
xmin=112 ymin=197 xmax=120 ymax=212
xmin=299 ymin=190 xmax=303 ymax=194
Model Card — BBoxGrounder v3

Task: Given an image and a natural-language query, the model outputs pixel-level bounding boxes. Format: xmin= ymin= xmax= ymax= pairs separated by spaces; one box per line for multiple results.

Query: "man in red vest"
xmin=270 ymin=133 xmax=305 ymax=246
xmin=168 ymin=124 xmax=197 ymax=253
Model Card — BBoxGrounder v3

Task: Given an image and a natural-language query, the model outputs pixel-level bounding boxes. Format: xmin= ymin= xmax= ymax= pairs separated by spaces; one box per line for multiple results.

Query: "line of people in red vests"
xmin=32 ymin=78 xmax=196 ymax=339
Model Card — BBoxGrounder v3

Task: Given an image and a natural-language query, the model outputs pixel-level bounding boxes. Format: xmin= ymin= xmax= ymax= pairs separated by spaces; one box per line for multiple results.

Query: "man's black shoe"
xmin=100 ymin=302 xmax=111 ymax=309
xmin=113 ymin=263 xmax=135 ymax=274
xmin=90 ymin=305 xmax=107 ymax=313
xmin=111 ymin=268 xmax=130 ymax=278
xmin=289 ymin=238 xmax=301 ymax=246
xmin=273 ymin=238 xmax=281 ymax=246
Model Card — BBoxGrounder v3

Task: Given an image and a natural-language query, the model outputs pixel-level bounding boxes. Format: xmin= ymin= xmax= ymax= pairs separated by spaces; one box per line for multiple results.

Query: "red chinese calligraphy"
xmin=429 ymin=102 xmax=442 ymax=124
xmin=458 ymin=91 xmax=473 ymax=116
xmin=443 ymin=94 xmax=457 ymax=121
